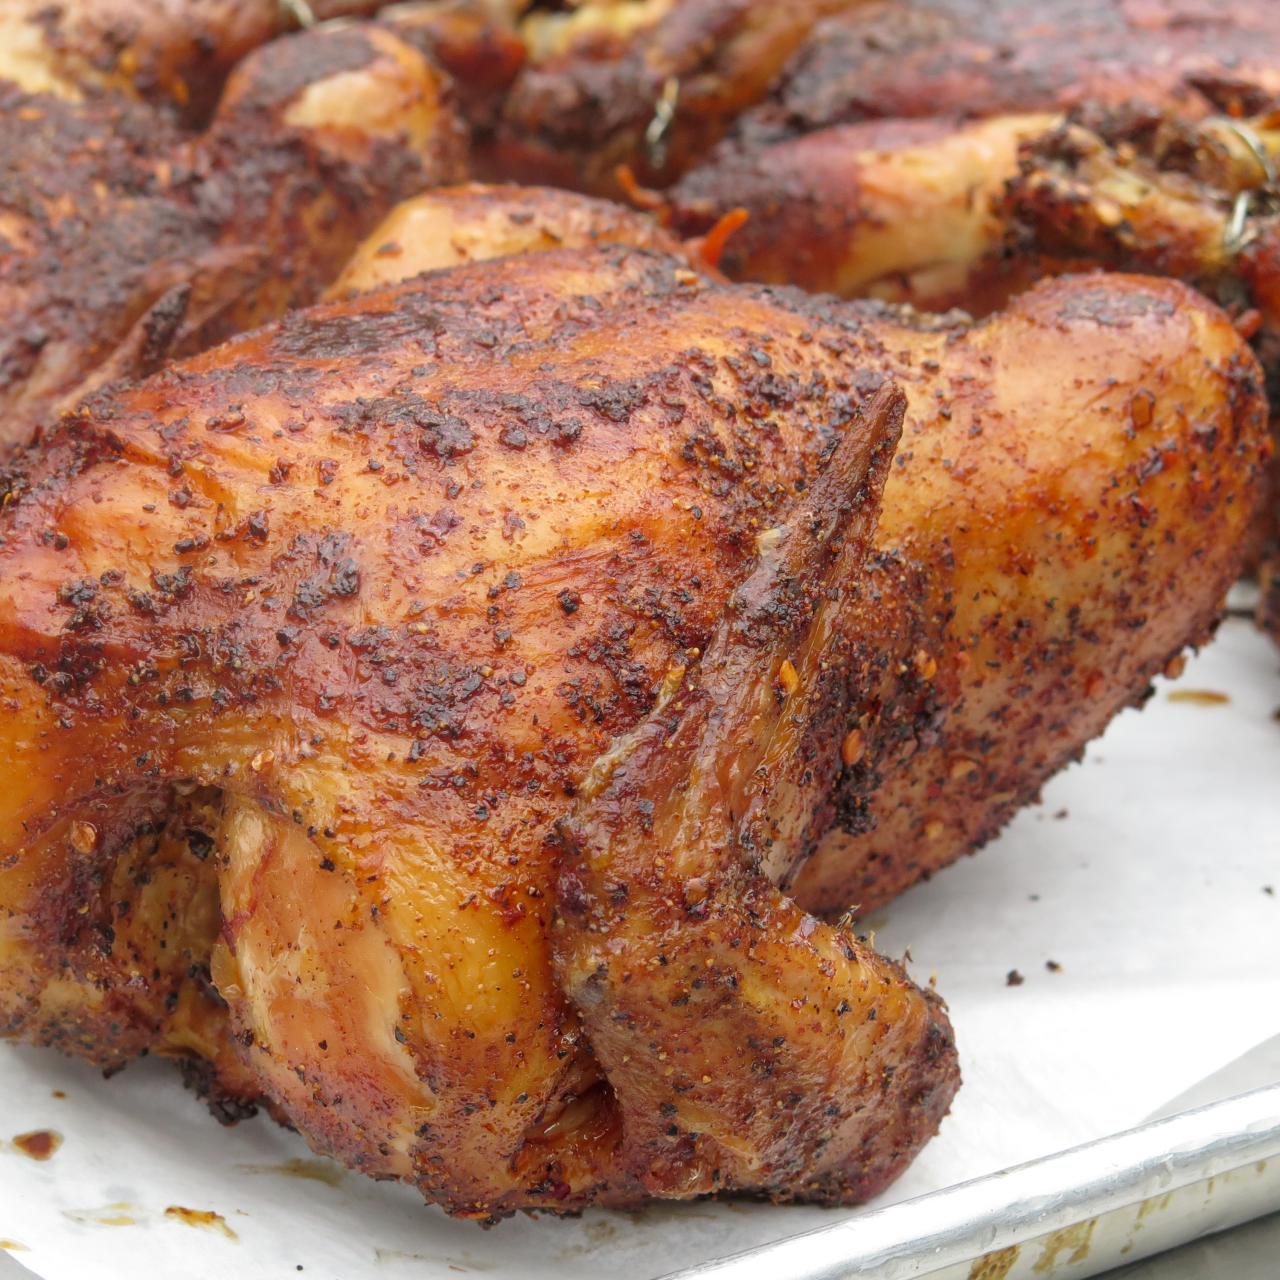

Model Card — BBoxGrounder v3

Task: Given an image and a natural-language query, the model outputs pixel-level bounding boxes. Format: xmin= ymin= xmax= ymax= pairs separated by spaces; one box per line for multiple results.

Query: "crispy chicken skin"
xmin=797 ymin=275 xmax=1271 ymax=911
xmin=381 ymin=2 xmax=529 ymax=137
xmin=1009 ymin=110 xmax=1280 ymax=376
xmin=327 ymin=182 xmax=683 ymax=297
xmin=1007 ymin=109 xmax=1280 ymax=599
xmin=0 ymin=248 xmax=959 ymax=1215
xmin=557 ymin=384 xmax=956 ymax=1203
xmin=666 ymin=0 xmax=1280 ymax=307
xmin=499 ymin=0 xmax=1280 ymax=206
xmin=671 ymin=113 xmax=1060 ymax=309
xmin=749 ymin=0 xmax=1280 ymax=138
xmin=0 ymin=23 xmax=466 ymax=452
xmin=0 ymin=233 xmax=1266 ymax=1212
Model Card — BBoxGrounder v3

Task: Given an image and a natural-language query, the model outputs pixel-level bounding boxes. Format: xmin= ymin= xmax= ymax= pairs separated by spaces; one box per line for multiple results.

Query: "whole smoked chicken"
xmin=0 ymin=222 xmax=1268 ymax=1214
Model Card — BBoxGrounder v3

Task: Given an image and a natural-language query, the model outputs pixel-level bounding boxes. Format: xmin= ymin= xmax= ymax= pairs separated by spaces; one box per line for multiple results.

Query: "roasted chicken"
xmin=654 ymin=0 xmax=1280 ymax=647
xmin=326 ymin=181 xmax=686 ymax=297
xmin=0 ymin=178 xmax=1267 ymax=1213
xmin=491 ymin=0 xmax=874 ymax=193
xmin=0 ymin=17 xmax=467 ymax=453
xmin=0 ymin=0 xmax=1274 ymax=1225
xmin=666 ymin=0 xmax=1280 ymax=310
xmin=0 ymin=0 xmax=390 ymax=121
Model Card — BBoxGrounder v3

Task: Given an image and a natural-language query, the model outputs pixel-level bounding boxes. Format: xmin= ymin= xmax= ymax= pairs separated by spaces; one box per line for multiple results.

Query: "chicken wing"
xmin=557 ymin=383 xmax=956 ymax=1203
xmin=0 ymin=235 xmax=1265 ymax=1212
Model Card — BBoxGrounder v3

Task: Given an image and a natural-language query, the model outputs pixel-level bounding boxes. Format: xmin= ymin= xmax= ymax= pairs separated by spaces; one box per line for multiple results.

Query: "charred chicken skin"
xmin=0 ymin=199 xmax=1268 ymax=1214
xmin=0 ymin=20 xmax=466 ymax=453
xmin=666 ymin=0 xmax=1280 ymax=309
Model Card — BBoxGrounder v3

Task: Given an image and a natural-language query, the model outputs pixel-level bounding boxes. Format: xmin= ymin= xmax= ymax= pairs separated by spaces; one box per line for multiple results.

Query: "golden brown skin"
xmin=0 ymin=23 xmax=467 ymax=451
xmin=491 ymin=0 xmax=872 ymax=194
xmin=381 ymin=1 xmax=529 ymax=137
xmin=797 ymin=276 xmax=1271 ymax=911
xmin=1007 ymin=108 xmax=1280 ymax=597
xmin=748 ymin=0 xmax=1280 ymax=138
xmin=0 ymin=247 xmax=958 ymax=1217
xmin=0 ymin=247 xmax=1267 ymax=1213
xmin=0 ymin=0 xmax=388 ymax=122
xmin=1009 ymin=110 xmax=1280 ymax=362
xmin=327 ymin=183 xmax=682 ymax=297
xmin=671 ymin=113 xmax=1059 ymax=310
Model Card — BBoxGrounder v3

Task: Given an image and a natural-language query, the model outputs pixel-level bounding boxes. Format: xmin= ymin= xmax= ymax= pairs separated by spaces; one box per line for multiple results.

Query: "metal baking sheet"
xmin=663 ymin=1084 xmax=1280 ymax=1279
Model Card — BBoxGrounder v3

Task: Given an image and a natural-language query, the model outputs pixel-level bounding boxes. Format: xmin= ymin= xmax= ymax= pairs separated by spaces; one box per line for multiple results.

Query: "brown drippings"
xmin=1167 ymin=689 xmax=1230 ymax=705
xmin=164 ymin=1206 xmax=238 ymax=1239
xmin=1033 ymin=1219 xmax=1096 ymax=1272
xmin=13 ymin=1129 xmax=62 ymax=1160
xmin=235 ymin=1157 xmax=344 ymax=1187
xmin=63 ymin=1203 xmax=136 ymax=1227
xmin=51 ymin=1090 xmax=66 ymax=1099
xmin=970 ymin=1245 xmax=1020 ymax=1279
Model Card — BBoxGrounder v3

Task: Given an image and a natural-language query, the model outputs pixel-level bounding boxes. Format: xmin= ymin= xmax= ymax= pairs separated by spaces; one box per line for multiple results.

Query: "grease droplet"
xmin=1167 ymin=689 xmax=1230 ymax=706
xmin=235 ymin=1157 xmax=344 ymax=1187
xmin=63 ymin=1203 xmax=135 ymax=1227
xmin=164 ymin=1206 xmax=237 ymax=1239
xmin=13 ymin=1130 xmax=61 ymax=1160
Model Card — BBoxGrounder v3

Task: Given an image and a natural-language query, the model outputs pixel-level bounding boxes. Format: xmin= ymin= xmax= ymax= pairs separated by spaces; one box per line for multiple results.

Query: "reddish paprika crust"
xmin=0 ymin=241 xmax=1266 ymax=1214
